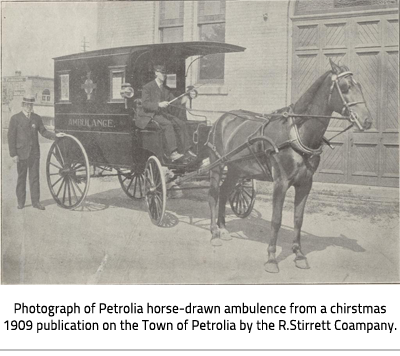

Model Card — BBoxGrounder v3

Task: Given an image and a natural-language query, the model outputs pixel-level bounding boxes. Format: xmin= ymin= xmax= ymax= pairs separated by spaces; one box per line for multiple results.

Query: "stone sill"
xmin=197 ymin=85 xmax=228 ymax=96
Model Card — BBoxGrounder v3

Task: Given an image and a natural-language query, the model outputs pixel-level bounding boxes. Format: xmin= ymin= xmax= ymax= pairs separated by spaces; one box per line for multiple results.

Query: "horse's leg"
xmin=292 ymin=179 xmax=313 ymax=269
xmin=217 ymin=169 xmax=238 ymax=241
xmin=265 ymin=180 xmax=289 ymax=273
xmin=208 ymin=165 xmax=223 ymax=246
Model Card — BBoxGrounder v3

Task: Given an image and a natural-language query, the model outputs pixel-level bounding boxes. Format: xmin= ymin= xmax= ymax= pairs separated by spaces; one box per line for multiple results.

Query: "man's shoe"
xmin=170 ymin=151 xmax=184 ymax=161
xmin=17 ymin=205 xmax=24 ymax=210
xmin=33 ymin=203 xmax=45 ymax=211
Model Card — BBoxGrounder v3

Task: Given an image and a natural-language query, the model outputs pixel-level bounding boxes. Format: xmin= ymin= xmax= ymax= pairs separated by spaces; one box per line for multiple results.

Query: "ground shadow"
xmin=40 ymin=186 xmax=366 ymax=266
xmin=166 ymin=197 xmax=366 ymax=265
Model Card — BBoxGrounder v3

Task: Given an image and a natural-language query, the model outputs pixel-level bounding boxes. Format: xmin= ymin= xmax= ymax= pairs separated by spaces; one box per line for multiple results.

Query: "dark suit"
xmin=8 ymin=111 xmax=56 ymax=207
xmin=141 ymin=80 xmax=190 ymax=155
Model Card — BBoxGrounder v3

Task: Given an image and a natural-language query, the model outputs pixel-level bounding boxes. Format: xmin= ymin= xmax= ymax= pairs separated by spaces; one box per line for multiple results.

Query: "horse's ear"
xmin=329 ymin=58 xmax=341 ymax=74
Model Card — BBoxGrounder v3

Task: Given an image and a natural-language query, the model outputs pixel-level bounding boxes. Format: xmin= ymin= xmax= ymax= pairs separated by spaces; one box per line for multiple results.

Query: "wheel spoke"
xmin=49 ymin=161 xmax=63 ymax=170
xmin=240 ymin=191 xmax=250 ymax=206
xmin=69 ymin=177 xmax=79 ymax=203
xmin=150 ymin=163 xmax=156 ymax=184
xmin=153 ymin=195 xmax=162 ymax=220
xmin=62 ymin=178 xmax=67 ymax=204
xmin=51 ymin=175 xmax=64 ymax=189
xmin=67 ymin=178 xmax=72 ymax=206
xmin=127 ymin=177 xmax=134 ymax=192
xmin=132 ymin=177 xmax=138 ymax=196
xmin=70 ymin=176 xmax=84 ymax=195
xmin=56 ymin=178 xmax=66 ymax=198
xmin=140 ymin=175 xmax=144 ymax=198
xmin=51 ymin=152 xmax=63 ymax=168
xmin=71 ymin=162 xmax=84 ymax=170
xmin=243 ymin=188 xmax=253 ymax=199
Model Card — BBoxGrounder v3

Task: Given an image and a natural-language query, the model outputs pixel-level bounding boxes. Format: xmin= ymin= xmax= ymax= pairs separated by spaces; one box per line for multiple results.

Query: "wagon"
xmin=48 ymin=41 xmax=259 ymax=225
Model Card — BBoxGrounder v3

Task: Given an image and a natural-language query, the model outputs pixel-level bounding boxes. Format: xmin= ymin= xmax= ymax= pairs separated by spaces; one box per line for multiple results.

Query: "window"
xmin=198 ymin=0 xmax=226 ymax=82
xmin=42 ymin=89 xmax=51 ymax=102
xmin=109 ymin=66 xmax=126 ymax=102
xmin=159 ymin=1 xmax=184 ymax=43
xmin=58 ymin=73 xmax=70 ymax=102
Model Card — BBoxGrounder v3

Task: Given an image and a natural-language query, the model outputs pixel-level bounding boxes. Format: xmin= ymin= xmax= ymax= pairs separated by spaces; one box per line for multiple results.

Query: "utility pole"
xmin=81 ymin=37 xmax=90 ymax=52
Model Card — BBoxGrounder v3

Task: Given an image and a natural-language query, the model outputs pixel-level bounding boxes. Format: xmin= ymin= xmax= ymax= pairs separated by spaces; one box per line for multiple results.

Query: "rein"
xmin=173 ymin=70 xmax=365 ymax=157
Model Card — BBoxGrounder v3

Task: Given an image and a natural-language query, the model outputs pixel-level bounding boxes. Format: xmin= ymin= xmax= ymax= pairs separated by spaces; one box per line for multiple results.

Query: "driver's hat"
xmin=154 ymin=64 xmax=167 ymax=74
xmin=22 ymin=95 xmax=35 ymax=104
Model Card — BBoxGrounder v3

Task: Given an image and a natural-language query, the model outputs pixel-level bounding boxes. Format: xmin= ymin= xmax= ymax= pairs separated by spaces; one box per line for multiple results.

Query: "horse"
xmin=206 ymin=59 xmax=373 ymax=273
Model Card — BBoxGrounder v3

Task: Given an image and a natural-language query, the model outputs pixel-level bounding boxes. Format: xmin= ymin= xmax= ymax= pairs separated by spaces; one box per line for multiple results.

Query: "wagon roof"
xmin=53 ymin=41 xmax=245 ymax=61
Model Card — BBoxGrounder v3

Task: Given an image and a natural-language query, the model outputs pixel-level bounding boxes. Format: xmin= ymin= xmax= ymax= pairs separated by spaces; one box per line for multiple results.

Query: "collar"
xmin=155 ymin=79 xmax=163 ymax=89
xmin=22 ymin=110 xmax=32 ymax=119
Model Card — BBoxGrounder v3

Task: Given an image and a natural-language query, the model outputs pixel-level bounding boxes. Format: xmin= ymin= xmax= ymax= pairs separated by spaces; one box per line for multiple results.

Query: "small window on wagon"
xmin=58 ymin=72 xmax=70 ymax=102
xmin=109 ymin=66 xmax=126 ymax=102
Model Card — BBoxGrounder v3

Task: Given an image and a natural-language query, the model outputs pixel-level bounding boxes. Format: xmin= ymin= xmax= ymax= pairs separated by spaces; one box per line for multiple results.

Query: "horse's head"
xmin=328 ymin=59 xmax=373 ymax=131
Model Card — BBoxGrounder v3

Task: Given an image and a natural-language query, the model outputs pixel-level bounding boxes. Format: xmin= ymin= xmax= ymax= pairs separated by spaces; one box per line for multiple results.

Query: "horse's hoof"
xmin=264 ymin=261 xmax=279 ymax=273
xmin=210 ymin=238 xmax=223 ymax=247
xmin=295 ymin=257 xmax=310 ymax=269
xmin=220 ymin=229 xmax=232 ymax=241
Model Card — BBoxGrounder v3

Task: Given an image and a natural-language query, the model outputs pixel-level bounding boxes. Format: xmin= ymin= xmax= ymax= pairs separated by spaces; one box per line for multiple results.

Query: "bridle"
xmin=327 ymin=71 xmax=365 ymax=131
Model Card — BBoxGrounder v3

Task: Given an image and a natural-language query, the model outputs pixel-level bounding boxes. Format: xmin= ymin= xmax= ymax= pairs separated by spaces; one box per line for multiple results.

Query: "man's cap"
xmin=154 ymin=64 xmax=166 ymax=73
xmin=22 ymin=95 xmax=35 ymax=104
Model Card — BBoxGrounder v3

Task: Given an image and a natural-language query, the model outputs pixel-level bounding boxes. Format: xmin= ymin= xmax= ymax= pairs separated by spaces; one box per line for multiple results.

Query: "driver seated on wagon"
xmin=140 ymin=64 xmax=197 ymax=162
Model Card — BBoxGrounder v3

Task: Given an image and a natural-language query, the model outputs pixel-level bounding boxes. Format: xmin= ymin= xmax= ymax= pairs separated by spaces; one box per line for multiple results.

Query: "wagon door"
xmin=292 ymin=1 xmax=398 ymax=187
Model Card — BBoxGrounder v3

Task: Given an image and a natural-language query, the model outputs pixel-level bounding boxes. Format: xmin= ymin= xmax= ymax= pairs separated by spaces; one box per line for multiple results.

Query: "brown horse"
xmin=207 ymin=59 xmax=372 ymax=273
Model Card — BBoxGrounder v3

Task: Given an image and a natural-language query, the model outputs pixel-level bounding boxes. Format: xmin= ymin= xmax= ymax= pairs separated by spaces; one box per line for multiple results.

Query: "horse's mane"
xmin=293 ymin=71 xmax=331 ymax=114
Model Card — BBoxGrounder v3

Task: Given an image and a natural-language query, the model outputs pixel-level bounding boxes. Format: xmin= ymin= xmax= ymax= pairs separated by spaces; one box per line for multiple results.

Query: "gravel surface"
xmin=2 ymin=143 xmax=399 ymax=284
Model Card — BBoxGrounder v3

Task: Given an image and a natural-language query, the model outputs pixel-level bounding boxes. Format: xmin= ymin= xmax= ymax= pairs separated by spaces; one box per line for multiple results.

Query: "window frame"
xmin=108 ymin=65 xmax=126 ymax=103
xmin=42 ymin=89 xmax=51 ymax=102
xmin=57 ymin=71 xmax=71 ymax=103
xmin=197 ymin=0 xmax=226 ymax=84
xmin=159 ymin=1 xmax=184 ymax=43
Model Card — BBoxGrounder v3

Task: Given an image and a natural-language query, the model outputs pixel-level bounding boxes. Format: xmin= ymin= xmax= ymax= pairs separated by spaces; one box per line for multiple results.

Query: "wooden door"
xmin=292 ymin=10 xmax=398 ymax=187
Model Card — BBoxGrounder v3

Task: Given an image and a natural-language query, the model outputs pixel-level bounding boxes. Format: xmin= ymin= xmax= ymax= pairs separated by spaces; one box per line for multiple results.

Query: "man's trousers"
xmin=153 ymin=114 xmax=191 ymax=155
xmin=16 ymin=152 xmax=40 ymax=207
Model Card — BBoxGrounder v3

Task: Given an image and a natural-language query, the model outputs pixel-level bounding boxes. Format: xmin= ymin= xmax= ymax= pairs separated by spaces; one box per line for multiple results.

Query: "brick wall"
xmin=97 ymin=2 xmax=156 ymax=48
xmin=97 ymin=1 xmax=291 ymax=121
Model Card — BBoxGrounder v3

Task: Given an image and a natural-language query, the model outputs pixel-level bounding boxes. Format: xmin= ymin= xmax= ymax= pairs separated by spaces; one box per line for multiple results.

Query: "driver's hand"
xmin=12 ymin=156 xmax=19 ymax=163
xmin=158 ymin=101 xmax=169 ymax=109
xmin=56 ymin=133 xmax=66 ymax=138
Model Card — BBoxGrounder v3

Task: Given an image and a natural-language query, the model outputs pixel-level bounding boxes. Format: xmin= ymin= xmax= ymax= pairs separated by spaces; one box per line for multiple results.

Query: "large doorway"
xmin=292 ymin=3 xmax=398 ymax=187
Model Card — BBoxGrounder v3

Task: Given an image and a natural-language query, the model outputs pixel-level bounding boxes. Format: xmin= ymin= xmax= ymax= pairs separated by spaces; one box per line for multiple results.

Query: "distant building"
xmin=2 ymin=71 xmax=54 ymax=129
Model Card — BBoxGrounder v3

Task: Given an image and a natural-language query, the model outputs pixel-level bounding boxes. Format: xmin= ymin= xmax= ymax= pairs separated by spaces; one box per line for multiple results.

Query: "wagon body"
xmin=53 ymin=42 xmax=245 ymax=169
xmin=49 ymin=41 xmax=257 ymax=224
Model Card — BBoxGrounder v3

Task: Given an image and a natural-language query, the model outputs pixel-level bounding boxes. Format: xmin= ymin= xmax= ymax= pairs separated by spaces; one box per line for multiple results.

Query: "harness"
xmin=205 ymin=70 xmax=366 ymax=160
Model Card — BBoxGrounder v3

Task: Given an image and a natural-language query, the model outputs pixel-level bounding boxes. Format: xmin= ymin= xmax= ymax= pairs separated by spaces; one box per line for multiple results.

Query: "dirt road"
xmin=2 ymin=143 xmax=398 ymax=284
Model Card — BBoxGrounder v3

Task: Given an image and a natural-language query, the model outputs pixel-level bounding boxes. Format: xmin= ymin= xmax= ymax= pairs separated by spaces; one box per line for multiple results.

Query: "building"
xmin=96 ymin=0 xmax=398 ymax=187
xmin=2 ymin=71 xmax=55 ymax=129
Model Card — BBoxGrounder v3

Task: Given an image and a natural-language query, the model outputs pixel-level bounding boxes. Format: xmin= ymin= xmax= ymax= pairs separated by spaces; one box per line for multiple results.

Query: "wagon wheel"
xmin=46 ymin=134 xmax=90 ymax=209
xmin=118 ymin=168 xmax=145 ymax=200
xmin=144 ymin=156 xmax=166 ymax=226
xmin=229 ymin=179 xmax=256 ymax=218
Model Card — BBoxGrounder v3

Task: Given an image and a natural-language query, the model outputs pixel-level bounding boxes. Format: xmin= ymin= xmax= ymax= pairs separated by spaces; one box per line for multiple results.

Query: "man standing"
xmin=141 ymin=64 xmax=196 ymax=162
xmin=8 ymin=95 xmax=64 ymax=210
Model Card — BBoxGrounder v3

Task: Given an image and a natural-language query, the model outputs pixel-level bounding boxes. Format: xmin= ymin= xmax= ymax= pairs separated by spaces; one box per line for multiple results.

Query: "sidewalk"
xmin=256 ymin=181 xmax=399 ymax=204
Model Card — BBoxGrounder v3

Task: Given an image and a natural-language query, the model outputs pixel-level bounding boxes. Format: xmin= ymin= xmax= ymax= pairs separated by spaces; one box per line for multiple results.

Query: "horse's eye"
xmin=339 ymin=82 xmax=349 ymax=94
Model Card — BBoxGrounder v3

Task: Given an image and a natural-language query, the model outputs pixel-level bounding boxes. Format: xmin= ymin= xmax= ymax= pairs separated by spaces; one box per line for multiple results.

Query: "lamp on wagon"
xmin=120 ymin=83 xmax=134 ymax=109
xmin=186 ymin=85 xmax=198 ymax=108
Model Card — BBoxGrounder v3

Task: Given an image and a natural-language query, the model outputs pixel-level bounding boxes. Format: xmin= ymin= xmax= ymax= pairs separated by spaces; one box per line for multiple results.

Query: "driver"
xmin=141 ymin=64 xmax=196 ymax=162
